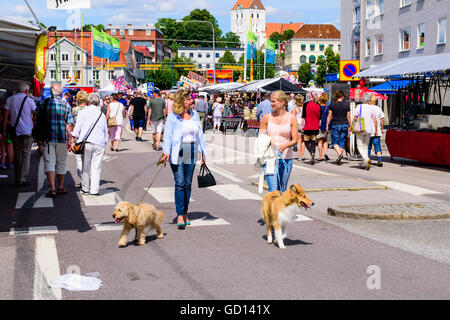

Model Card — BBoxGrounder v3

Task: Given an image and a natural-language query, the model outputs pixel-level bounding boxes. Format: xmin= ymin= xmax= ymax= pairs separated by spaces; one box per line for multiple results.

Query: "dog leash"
xmin=136 ymin=155 xmax=167 ymax=206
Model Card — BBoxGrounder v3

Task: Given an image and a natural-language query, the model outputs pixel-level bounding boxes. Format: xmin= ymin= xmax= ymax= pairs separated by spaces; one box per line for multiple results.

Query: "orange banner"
xmin=207 ymin=70 xmax=233 ymax=83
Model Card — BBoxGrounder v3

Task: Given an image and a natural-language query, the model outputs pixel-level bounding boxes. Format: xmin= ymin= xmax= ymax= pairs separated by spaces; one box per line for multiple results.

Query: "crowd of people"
xmin=0 ymin=80 xmax=385 ymax=230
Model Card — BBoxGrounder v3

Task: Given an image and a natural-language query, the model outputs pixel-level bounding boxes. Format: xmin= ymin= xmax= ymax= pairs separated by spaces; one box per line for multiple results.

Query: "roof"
xmin=355 ymin=52 xmax=450 ymax=78
xmin=266 ymin=23 xmax=304 ymax=38
xmin=232 ymin=0 xmax=265 ymax=10
xmin=235 ymin=77 xmax=308 ymax=93
xmin=293 ymin=24 xmax=340 ymax=39
xmin=0 ymin=17 xmax=44 ymax=90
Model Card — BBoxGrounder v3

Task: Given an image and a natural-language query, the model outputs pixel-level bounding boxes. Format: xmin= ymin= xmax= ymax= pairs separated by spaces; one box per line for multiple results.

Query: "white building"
xmin=178 ymin=47 xmax=244 ymax=70
xmin=231 ymin=0 xmax=266 ymax=47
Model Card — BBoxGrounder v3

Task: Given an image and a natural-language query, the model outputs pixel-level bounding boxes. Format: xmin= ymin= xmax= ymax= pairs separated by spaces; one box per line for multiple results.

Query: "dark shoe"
xmin=81 ymin=189 xmax=90 ymax=196
xmin=177 ymin=223 xmax=186 ymax=230
xmin=377 ymin=162 xmax=383 ymax=167
xmin=310 ymin=154 xmax=315 ymax=165
xmin=336 ymin=153 xmax=343 ymax=165
xmin=115 ymin=149 xmax=120 ymax=152
xmin=324 ymin=154 xmax=330 ymax=161
xmin=45 ymin=190 xmax=57 ymax=198
xmin=57 ymin=188 xmax=68 ymax=195
xmin=135 ymin=137 xmax=139 ymax=141
xmin=90 ymin=193 xmax=100 ymax=197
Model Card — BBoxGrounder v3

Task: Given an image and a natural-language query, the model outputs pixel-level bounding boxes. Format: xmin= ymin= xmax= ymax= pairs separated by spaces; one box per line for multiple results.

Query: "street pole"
xmin=250 ymin=13 xmax=253 ymax=82
xmin=244 ymin=32 xmax=247 ymax=82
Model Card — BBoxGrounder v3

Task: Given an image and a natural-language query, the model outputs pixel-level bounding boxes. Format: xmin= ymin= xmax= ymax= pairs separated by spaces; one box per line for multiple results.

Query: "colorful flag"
xmin=109 ymin=36 xmax=121 ymax=62
xmin=246 ymin=43 xmax=257 ymax=60
xmin=92 ymin=26 xmax=106 ymax=59
xmin=247 ymin=31 xmax=258 ymax=44
xmin=266 ymin=39 xmax=276 ymax=64
xmin=114 ymin=76 xmax=131 ymax=90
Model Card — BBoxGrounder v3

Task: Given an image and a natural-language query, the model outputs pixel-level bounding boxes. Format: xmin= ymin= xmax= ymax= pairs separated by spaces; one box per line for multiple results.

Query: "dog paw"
xmin=156 ymin=234 xmax=164 ymax=239
xmin=279 ymin=245 xmax=286 ymax=250
xmin=118 ymin=241 xmax=127 ymax=247
xmin=138 ymin=241 xmax=146 ymax=246
xmin=267 ymin=237 xmax=273 ymax=244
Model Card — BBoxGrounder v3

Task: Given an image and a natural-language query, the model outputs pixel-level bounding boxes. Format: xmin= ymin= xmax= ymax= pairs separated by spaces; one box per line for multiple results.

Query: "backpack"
xmin=32 ymin=97 xmax=51 ymax=142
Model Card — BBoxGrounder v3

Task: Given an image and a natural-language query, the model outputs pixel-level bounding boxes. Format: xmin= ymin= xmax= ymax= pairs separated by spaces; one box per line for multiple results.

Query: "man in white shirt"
xmin=353 ymin=93 xmax=378 ymax=170
xmin=2 ymin=82 xmax=36 ymax=186
xmin=368 ymin=96 xmax=385 ymax=167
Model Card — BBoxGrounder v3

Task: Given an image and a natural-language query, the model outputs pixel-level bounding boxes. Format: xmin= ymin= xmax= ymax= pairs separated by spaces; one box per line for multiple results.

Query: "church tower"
xmin=231 ymin=0 xmax=266 ymax=48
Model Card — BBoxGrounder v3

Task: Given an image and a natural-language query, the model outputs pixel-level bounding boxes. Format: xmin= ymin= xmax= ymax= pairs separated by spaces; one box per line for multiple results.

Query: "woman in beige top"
xmin=259 ymin=90 xmax=298 ymax=192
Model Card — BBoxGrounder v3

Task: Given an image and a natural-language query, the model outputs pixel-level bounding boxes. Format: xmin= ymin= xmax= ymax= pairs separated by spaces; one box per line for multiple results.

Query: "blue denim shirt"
xmin=162 ymin=109 xmax=209 ymax=164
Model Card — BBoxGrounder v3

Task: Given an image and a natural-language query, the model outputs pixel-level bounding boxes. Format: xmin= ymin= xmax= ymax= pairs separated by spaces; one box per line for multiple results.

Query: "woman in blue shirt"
xmin=161 ymin=90 xmax=208 ymax=230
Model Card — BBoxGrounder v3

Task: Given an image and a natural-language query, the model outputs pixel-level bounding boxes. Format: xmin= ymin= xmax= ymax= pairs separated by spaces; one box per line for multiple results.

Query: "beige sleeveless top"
xmin=267 ymin=112 xmax=294 ymax=159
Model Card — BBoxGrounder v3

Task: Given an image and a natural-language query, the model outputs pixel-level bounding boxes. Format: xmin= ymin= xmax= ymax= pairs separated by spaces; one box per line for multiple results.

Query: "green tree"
xmin=298 ymin=63 xmax=313 ymax=85
xmin=219 ymin=32 xmax=241 ymax=48
xmin=145 ymin=55 xmax=196 ymax=90
xmin=217 ymin=49 xmax=236 ymax=68
xmin=269 ymin=32 xmax=283 ymax=48
xmin=83 ymin=24 xmax=105 ymax=32
xmin=282 ymin=29 xmax=295 ymax=42
xmin=315 ymin=47 xmax=341 ymax=86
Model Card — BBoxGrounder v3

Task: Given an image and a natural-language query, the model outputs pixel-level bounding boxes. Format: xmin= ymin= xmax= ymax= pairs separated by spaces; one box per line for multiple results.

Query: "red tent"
xmin=350 ymin=87 xmax=387 ymax=100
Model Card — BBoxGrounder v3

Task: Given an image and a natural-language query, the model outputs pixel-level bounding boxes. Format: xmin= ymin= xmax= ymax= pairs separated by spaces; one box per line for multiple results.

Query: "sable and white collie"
xmin=261 ymin=184 xmax=314 ymax=249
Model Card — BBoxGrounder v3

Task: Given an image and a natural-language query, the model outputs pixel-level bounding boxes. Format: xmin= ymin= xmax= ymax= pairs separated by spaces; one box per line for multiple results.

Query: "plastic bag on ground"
xmin=49 ymin=274 xmax=102 ymax=291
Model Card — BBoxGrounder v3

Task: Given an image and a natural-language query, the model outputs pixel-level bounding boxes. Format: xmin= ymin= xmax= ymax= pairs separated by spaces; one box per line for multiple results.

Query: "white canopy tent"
xmin=354 ymin=52 xmax=450 ymax=78
xmin=199 ymin=82 xmax=244 ymax=94
xmin=235 ymin=77 xmax=308 ymax=94
xmin=0 ymin=17 xmax=45 ymax=90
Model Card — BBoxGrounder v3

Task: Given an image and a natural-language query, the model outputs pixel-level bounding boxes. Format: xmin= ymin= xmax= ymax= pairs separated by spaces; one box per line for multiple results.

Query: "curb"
xmin=327 ymin=203 xmax=450 ymax=221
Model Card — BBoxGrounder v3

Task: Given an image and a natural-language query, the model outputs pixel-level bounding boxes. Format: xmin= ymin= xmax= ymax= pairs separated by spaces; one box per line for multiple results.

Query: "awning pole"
xmin=23 ymin=0 xmax=43 ymax=30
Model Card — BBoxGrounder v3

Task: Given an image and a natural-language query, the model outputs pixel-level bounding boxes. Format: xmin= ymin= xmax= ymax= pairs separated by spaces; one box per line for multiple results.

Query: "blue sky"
xmin=1 ymin=0 xmax=341 ymax=33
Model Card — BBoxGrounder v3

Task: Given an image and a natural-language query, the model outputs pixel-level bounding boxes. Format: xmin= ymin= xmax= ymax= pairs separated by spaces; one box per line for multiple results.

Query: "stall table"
xmin=385 ymin=129 xmax=450 ymax=166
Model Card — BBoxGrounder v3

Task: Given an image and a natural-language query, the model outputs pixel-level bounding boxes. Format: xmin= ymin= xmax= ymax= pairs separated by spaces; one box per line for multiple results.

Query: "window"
xmin=310 ymin=44 xmax=315 ymax=51
xmin=338 ymin=44 xmax=341 ymax=51
xmin=417 ymin=24 xmax=425 ymax=48
xmin=181 ymin=52 xmax=186 ymax=57
xmin=76 ymin=71 xmax=80 ymax=80
xmin=198 ymin=52 xmax=202 ymax=58
xmin=438 ymin=18 xmax=447 ymax=44
xmin=93 ymin=70 xmax=99 ymax=80
xmin=111 ymin=29 xmax=116 ymax=35
xmin=206 ymin=52 xmax=211 ymax=58
xmin=400 ymin=28 xmax=411 ymax=51
xmin=375 ymin=34 xmax=384 ymax=55
xmin=377 ymin=0 xmax=384 ymax=14
xmin=50 ymin=70 xmax=56 ymax=80
xmin=50 ymin=54 xmax=55 ymax=61
xmin=61 ymin=53 xmax=69 ymax=61
xmin=301 ymin=44 xmax=306 ymax=51
xmin=309 ymin=55 xmax=316 ymax=64
xmin=120 ymin=29 xmax=125 ymax=35
xmin=77 ymin=54 xmax=81 ymax=62
xmin=146 ymin=29 xmax=151 ymax=36
xmin=197 ymin=64 xmax=202 ymax=69
xmin=206 ymin=64 xmax=210 ymax=69
xmin=300 ymin=55 xmax=307 ymax=63
xmin=319 ymin=44 xmax=325 ymax=51
xmin=62 ymin=70 xmax=69 ymax=79
xmin=108 ymin=70 xmax=114 ymax=80
xmin=216 ymin=53 xmax=220 ymax=58
xmin=189 ymin=52 xmax=194 ymax=58
xmin=128 ymin=29 xmax=134 ymax=36
xmin=366 ymin=0 xmax=374 ymax=19
xmin=400 ymin=0 xmax=411 ymax=8
xmin=329 ymin=44 xmax=334 ymax=50
xmin=366 ymin=38 xmax=371 ymax=56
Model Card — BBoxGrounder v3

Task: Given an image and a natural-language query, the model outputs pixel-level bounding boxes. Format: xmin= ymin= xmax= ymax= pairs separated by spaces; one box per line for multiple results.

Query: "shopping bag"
xmin=197 ymin=164 xmax=216 ymax=188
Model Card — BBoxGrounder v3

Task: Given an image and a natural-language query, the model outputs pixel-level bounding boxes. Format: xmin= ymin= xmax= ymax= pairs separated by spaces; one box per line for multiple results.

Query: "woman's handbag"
xmin=107 ymin=104 xmax=120 ymax=127
xmin=197 ymin=164 xmax=216 ymax=188
xmin=74 ymin=112 xmax=102 ymax=155
xmin=352 ymin=104 xmax=365 ymax=133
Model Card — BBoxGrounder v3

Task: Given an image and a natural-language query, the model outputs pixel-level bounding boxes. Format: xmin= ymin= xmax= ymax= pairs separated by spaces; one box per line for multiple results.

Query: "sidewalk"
xmin=328 ymin=202 xmax=450 ymax=220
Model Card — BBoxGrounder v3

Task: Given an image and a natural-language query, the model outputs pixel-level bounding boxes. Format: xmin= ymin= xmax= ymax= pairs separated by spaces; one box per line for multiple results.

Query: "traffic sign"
xmin=340 ymin=60 xmax=360 ymax=81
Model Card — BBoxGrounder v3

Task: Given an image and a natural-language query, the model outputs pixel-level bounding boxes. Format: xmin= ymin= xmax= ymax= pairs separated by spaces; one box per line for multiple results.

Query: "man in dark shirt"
xmin=148 ymin=90 xmax=166 ymax=150
xmin=129 ymin=91 xmax=147 ymax=141
xmin=326 ymin=91 xmax=351 ymax=164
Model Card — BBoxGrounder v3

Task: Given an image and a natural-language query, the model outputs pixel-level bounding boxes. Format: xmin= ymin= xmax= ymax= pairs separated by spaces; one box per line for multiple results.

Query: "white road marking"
xmin=33 ymin=236 xmax=61 ymax=300
xmin=15 ymin=193 xmax=54 ymax=209
xmin=374 ymin=181 xmax=443 ymax=196
xmin=103 ymin=155 xmax=118 ymax=163
xmin=206 ymin=164 xmax=243 ymax=183
xmin=295 ymin=214 xmax=314 ymax=222
xmin=292 ymin=164 xmax=336 ymax=176
xmin=0 ymin=247 xmax=16 ymax=300
xmin=144 ymin=187 xmax=193 ymax=203
xmin=207 ymin=184 xmax=262 ymax=200
xmin=10 ymin=226 xmax=59 ymax=236
xmin=0 ymin=175 xmax=8 ymax=179
xmin=189 ymin=218 xmax=230 ymax=227
xmin=81 ymin=190 xmax=123 ymax=207
xmin=95 ymin=222 xmax=123 ymax=232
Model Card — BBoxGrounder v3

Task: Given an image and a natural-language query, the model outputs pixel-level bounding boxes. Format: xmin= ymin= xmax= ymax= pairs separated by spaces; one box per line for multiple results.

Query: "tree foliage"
xmin=315 ymin=47 xmax=341 ymax=87
xmin=298 ymin=63 xmax=313 ymax=85
xmin=145 ymin=56 xmax=195 ymax=90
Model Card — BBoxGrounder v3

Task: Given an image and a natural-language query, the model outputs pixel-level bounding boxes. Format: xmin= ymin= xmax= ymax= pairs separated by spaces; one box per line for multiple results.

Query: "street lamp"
xmin=176 ymin=19 xmax=216 ymax=84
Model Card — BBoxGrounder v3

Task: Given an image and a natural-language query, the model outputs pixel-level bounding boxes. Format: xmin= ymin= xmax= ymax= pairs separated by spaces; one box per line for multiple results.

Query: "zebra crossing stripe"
xmin=95 ymin=222 xmax=123 ymax=232
xmin=10 ymin=226 xmax=59 ymax=236
xmin=15 ymin=193 xmax=54 ymax=209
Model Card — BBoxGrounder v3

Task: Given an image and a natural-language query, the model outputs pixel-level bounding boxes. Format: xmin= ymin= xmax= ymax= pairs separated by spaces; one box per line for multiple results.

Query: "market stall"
xmin=235 ymin=77 xmax=308 ymax=94
xmin=354 ymin=52 xmax=450 ymax=165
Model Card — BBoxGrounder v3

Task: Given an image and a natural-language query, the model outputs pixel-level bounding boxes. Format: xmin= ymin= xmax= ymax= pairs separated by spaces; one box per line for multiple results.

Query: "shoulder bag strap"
xmin=83 ymin=112 xmax=102 ymax=142
xmin=13 ymin=96 xmax=28 ymax=129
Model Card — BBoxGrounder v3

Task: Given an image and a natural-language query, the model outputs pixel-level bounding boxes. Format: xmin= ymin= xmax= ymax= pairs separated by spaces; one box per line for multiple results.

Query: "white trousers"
xmin=356 ymin=132 xmax=372 ymax=165
xmin=81 ymin=143 xmax=105 ymax=195
xmin=76 ymin=154 xmax=83 ymax=179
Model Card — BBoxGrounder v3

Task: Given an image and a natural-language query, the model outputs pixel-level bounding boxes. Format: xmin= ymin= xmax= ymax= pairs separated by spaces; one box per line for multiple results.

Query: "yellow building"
xmin=284 ymin=24 xmax=341 ymax=71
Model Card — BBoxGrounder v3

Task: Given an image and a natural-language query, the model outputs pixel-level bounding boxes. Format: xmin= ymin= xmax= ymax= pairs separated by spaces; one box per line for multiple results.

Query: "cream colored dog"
xmin=113 ymin=201 xmax=164 ymax=247
xmin=262 ymin=184 xmax=314 ymax=249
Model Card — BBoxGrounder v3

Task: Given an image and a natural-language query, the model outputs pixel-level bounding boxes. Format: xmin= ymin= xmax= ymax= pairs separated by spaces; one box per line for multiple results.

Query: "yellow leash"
xmin=136 ymin=155 xmax=167 ymax=206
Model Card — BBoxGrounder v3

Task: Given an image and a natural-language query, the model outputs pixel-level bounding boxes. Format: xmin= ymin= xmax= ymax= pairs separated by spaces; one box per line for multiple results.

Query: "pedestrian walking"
xmin=287 ymin=93 xmax=296 ymax=112
xmin=327 ymin=91 xmax=351 ymax=165
xmin=34 ymin=83 xmax=74 ymax=198
xmin=256 ymin=93 xmax=272 ymax=122
xmin=0 ymin=97 xmax=14 ymax=170
xmin=317 ymin=95 xmax=330 ymax=161
xmin=128 ymin=91 xmax=147 ymax=142
xmin=259 ymin=90 xmax=298 ymax=192
xmin=302 ymin=91 xmax=321 ymax=165
xmin=166 ymin=93 xmax=174 ymax=115
xmin=106 ymin=93 xmax=126 ymax=152
xmin=71 ymin=93 xmax=109 ymax=196
xmin=212 ymin=97 xmax=224 ymax=133
xmin=148 ymin=89 xmax=166 ymax=151
xmin=72 ymin=90 xmax=88 ymax=185
xmin=368 ymin=95 xmax=385 ymax=167
xmin=291 ymin=95 xmax=305 ymax=161
xmin=161 ymin=89 xmax=209 ymax=230
xmin=2 ymin=82 xmax=36 ymax=186
xmin=353 ymin=93 xmax=378 ymax=170
xmin=194 ymin=95 xmax=208 ymax=132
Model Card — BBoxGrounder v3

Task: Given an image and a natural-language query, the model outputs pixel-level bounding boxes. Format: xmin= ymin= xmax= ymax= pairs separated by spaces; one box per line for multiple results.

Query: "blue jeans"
xmin=264 ymin=158 xmax=293 ymax=192
xmin=368 ymin=136 xmax=382 ymax=155
xmin=331 ymin=124 xmax=349 ymax=149
xmin=170 ymin=161 xmax=196 ymax=217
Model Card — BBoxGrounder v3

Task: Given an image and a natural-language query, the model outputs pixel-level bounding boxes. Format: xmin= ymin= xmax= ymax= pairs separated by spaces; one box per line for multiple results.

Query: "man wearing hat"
xmin=148 ymin=89 xmax=166 ymax=151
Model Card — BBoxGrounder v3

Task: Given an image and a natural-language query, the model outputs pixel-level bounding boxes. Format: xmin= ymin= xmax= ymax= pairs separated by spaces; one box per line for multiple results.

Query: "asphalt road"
xmin=1 ymin=126 xmax=449 ymax=300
